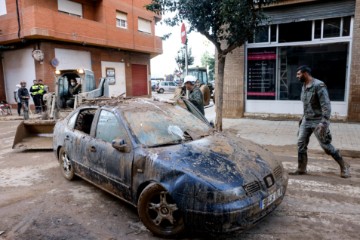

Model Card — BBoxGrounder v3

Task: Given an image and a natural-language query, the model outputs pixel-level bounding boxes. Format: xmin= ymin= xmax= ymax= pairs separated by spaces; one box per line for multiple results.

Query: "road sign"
xmin=181 ymin=23 xmax=186 ymax=44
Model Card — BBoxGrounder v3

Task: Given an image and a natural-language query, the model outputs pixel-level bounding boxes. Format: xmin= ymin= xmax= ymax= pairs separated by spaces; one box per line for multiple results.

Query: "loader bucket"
xmin=12 ymin=120 xmax=56 ymax=150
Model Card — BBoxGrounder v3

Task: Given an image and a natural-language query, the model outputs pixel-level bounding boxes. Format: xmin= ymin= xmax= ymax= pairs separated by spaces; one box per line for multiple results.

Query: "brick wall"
xmin=348 ymin=0 xmax=360 ymax=122
xmin=223 ymin=47 xmax=245 ymax=118
xmin=0 ymin=0 xmax=161 ymax=55
xmin=215 ymin=45 xmax=245 ymax=118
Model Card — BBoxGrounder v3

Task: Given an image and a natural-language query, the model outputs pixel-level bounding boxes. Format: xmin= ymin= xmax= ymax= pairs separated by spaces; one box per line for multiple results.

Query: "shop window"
xmin=247 ymin=48 xmax=276 ymax=100
xmin=138 ymin=18 xmax=152 ymax=34
xmin=270 ymin=25 xmax=277 ymax=42
xmin=323 ymin=18 xmax=340 ymax=38
xmin=57 ymin=0 xmax=82 ymax=17
xmin=249 ymin=26 xmax=269 ymax=43
xmin=342 ymin=16 xmax=351 ymax=36
xmin=116 ymin=11 xmax=127 ymax=29
xmin=0 ymin=0 xmax=6 ymax=16
xmin=278 ymin=43 xmax=347 ymax=101
xmin=279 ymin=21 xmax=312 ymax=43
xmin=314 ymin=20 xmax=321 ymax=39
xmin=247 ymin=43 xmax=348 ymax=101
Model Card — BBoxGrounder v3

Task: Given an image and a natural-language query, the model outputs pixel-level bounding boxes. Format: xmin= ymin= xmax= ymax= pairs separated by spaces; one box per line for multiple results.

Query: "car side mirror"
xmin=112 ymin=138 xmax=131 ymax=153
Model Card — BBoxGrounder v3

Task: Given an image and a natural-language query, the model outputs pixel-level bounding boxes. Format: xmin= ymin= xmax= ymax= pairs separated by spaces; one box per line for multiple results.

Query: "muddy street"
xmin=0 ymin=120 xmax=359 ymax=240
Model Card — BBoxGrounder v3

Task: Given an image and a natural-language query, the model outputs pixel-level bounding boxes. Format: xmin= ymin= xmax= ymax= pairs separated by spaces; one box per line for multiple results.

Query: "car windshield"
xmin=123 ymin=103 xmax=211 ymax=147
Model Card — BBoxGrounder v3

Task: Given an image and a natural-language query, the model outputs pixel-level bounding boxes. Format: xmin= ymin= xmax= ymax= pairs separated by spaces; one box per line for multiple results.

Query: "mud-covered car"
xmin=53 ymin=98 xmax=288 ymax=237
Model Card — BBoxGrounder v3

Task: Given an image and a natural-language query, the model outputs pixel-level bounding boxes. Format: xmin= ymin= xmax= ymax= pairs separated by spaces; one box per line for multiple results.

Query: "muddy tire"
xmin=58 ymin=147 xmax=75 ymax=181
xmin=158 ymin=88 xmax=164 ymax=94
xmin=138 ymin=183 xmax=185 ymax=237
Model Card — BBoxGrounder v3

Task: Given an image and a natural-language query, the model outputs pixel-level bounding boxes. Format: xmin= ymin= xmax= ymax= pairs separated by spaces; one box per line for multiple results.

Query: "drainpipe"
xmin=16 ymin=0 xmax=21 ymax=38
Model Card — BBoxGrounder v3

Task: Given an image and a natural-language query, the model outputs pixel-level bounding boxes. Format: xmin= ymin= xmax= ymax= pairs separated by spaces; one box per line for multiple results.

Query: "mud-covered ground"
xmin=0 ymin=120 xmax=359 ymax=240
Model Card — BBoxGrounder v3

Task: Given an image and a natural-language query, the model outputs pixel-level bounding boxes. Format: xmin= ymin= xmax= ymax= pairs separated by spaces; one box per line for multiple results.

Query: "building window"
xmin=57 ymin=0 xmax=83 ymax=18
xmin=323 ymin=18 xmax=341 ymax=38
xmin=342 ymin=16 xmax=351 ymax=36
xmin=279 ymin=21 xmax=312 ymax=43
xmin=0 ymin=0 xmax=6 ymax=16
xmin=138 ymin=18 xmax=152 ymax=34
xmin=247 ymin=43 xmax=348 ymax=101
xmin=116 ymin=11 xmax=127 ymax=29
xmin=249 ymin=17 xmax=352 ymax=44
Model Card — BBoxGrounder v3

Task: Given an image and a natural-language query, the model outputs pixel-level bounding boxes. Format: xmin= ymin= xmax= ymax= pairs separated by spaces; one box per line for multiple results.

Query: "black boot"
xmin=333 ymin=151 xmax=351 ymax=178
xmin=290 ymin=153 xmax=308 ymax=175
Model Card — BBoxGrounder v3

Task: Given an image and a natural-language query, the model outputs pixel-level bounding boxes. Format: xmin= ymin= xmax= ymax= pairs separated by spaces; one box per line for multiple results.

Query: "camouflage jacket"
xmin=189 ymin=86 xmax=204 ymax=115
xmin=301 ymin=78 xmax=331 ymax=125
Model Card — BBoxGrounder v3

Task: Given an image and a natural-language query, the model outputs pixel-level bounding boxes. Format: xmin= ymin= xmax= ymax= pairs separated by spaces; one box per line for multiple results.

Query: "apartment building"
xmin=222 ymin=0 xmax=360 ymax=122
xmin=0 ymin=0 xmax=162 ymax=105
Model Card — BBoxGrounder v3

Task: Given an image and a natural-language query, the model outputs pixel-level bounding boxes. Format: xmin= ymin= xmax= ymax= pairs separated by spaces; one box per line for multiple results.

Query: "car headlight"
xmin=195 ymin=186 xmax=247 ymax=203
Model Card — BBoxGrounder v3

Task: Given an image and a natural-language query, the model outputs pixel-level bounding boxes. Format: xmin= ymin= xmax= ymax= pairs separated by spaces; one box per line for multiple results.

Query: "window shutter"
xmin=264 ymin=0 xmax=355 ymax=25
xmin=138 ymin=18 xmax=151 ymax=34
xmin=57 ymin=0 xmax=83 ymax=17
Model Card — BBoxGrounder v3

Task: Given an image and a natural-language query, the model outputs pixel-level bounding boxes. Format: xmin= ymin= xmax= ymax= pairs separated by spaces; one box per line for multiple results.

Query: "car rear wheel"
xmin=59 ymin=147 xmax=75 ymax=181
xmin=138 ymin=183 xmax=185 ymax=237
xmin=158 ymin=88 xmax=164 ymax=94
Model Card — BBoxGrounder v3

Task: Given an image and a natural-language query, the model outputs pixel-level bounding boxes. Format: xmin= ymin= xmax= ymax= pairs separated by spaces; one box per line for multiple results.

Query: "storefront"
xmin=244 ymin=0 xmax=355 ymax=118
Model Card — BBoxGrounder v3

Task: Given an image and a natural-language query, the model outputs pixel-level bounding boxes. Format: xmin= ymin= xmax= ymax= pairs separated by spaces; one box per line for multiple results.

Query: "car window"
xmin=67 ymin=112 xmax=78 ymax=129
xmin=123 ymin=102 xmax=211 ymax=147
xmin=73 ymin=109 xmax=96 ymax=134
xmin=169 ymin=82 xmax=175 ymax=86
xmin=96 ymin=110 xmax=128 ymax=143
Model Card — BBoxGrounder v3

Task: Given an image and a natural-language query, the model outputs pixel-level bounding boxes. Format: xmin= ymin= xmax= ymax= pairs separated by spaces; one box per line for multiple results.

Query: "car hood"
xmin=146 ymin=131 xmax=280 ymax=190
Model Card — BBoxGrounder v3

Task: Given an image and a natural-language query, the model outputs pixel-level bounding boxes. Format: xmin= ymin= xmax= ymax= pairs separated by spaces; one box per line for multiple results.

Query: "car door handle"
xmin=89 ymin=146 xmax=96 ymax=152
xmin=65 ymin=135 xmax=70 ymax=140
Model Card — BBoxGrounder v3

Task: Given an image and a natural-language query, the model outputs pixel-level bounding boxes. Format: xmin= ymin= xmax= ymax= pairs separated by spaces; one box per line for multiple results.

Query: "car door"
xmin=63 ymin=108 xmax=97 ymax=175
xmin=168 ymin=81 xmax=176 ymax=92
xmin=162 ymin=81 xmax=169 ymax=92
xmin=85 ymin=109 xmax=134 ymax=200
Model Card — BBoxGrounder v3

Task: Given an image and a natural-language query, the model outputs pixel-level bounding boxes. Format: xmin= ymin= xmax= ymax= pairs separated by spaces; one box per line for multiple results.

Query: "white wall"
xmin=0 ymin=0 xmax=6 ymax=16
xmin=245 ymin=100 xmax=348 ymax=117
xmin=55 ymin=48 xmax=91 ymax=70
xmin=2 ymin=49 xmax=36 ymax=104
xmin=101 ymin=61 xmax=126 ymax=97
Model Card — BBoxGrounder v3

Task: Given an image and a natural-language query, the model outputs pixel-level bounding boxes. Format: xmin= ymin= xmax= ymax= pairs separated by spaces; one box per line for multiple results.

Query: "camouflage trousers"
xmin=297 ymin=118 xmax=337 ymax=156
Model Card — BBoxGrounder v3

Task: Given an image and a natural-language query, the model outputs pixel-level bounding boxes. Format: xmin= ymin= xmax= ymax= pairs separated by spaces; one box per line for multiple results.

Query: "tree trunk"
xmin=215 ymin=55 xmax=226 ymax=131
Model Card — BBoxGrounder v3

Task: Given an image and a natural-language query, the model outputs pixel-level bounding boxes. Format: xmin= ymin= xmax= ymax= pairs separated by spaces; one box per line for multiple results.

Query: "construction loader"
xmin=13 ymin=69 xmax=110 ymax=150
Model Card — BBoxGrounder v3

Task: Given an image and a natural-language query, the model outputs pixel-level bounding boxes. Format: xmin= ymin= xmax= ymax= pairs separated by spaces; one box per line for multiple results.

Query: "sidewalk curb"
xmin=263 ymin=144 xmax=360 ymax=158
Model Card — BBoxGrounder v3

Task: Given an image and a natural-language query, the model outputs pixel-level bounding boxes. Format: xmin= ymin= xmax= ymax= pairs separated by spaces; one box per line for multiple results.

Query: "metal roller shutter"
xmin=264 ymin=0 xmax=355 ymax=24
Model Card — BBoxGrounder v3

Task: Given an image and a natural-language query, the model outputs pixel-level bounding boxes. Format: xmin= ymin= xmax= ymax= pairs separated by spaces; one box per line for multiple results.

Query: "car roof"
xmin=79 ymin=97 xmax=210 ymax=126
xmin=81 ymin=98 xmax=177 ymax=113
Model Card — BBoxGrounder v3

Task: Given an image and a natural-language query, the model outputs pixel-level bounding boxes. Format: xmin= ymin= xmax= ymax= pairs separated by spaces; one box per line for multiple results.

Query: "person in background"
xmin=37 ymin=79 xmax=47 ymax=112
xmin=184 ymin=75 xmax=205 ymax=115
xmin=30 ymin=79 xmax=41 ymax=113
xmin=291 ymin=65 xmax=350 ymax=178
xmin=14 ymin=83 xmax=22 ymax=116
xmin=18 ymin=81 xmax=30 ymax=111
xmin=66 ymin=78 xmax=82 ymax=108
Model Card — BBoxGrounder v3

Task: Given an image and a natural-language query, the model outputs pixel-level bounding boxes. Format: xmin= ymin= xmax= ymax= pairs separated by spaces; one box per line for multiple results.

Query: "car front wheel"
xmin=58 ymin=147 xmax=75 ymax=181
xmin=138 ymin=183 xmax=185 ymax=237
xmin=158 ymin=88 xmax=164 ymax=94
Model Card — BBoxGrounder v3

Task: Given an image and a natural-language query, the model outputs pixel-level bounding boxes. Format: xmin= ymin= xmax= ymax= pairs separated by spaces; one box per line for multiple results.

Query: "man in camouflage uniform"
xmin=184 ymin=75 xmax=205 ymax=115
xmin=291 ymin=65 xmax=350 ymax=178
